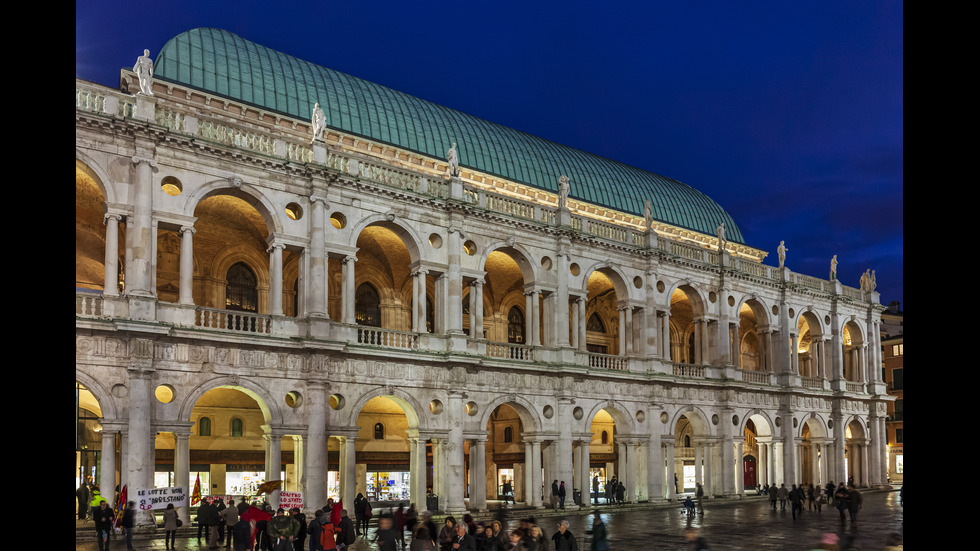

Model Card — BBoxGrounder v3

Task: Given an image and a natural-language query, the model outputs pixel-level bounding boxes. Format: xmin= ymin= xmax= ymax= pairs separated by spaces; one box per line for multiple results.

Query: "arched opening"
xmin=192 ymin=193 xmax=286 ymax=314
xmin=589 ymin=409 xmax=618 ymax=503
xmin=76 ymin=165 xmax=117 ymax=292
xmin=355 ymin=396 xmax=414 ymax=502
xmin=672 ymin=413 xmax=711 ymax=493
xmin=842 ymin=321 xmax=865 ymax=382
xmin=844 ymin=420 xmax=868 ymax=486
xmin=799 ymin=418 xmax=829 ymax=487
xmin=585 ymin=271 xmax=620 ymax=354
xmin=797 ymin=313 xmax=823 ymax=378
xmin=744 ymin=414 xmax=775 ymax=489
xmin=155 ymin=387 xmax=289 ymax=498
xmin=482 ymin=249 xmax=534 ymax=345
xmin=486 ymin=404 xmax=524 ymax=502
xmin=354 ymin=224 xmax=418 ymax=331
xmin=76 ymin=381 xmax=111 ymax=511
xmin=668 ymin=286 xmax=706 ymax=364
xmin=738 ymin=300 xmax=770 ymax=371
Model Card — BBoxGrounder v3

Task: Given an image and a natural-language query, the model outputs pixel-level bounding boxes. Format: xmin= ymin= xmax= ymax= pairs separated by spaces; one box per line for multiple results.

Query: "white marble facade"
xmin=76 ymin=71 xmax=890 ymax=527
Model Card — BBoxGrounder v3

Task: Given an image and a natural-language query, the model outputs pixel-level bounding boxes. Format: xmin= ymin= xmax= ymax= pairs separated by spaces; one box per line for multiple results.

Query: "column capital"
xmin=343 ymin=255 xmax=358 ymax=264
xmin=266 ymin=242 xmax=286 ymax=254
xmin=412 ymin=269 xmax=429 ymax=277
xmin=179 ymin=225 xmax=196 ymax=235
xmin=309 ymin=193 xmax=329 ymax=205
xmin=131 ymin=154 xmax=157 ymax=168
xmin=103 ymin=212 xmax=124 ymax=224
xmin=469 ymin=278 xmax=485 ymax=287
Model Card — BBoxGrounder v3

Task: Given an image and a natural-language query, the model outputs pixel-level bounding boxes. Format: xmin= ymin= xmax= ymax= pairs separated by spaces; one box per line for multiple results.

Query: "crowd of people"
xmin=760 ymin=480 xmax=864 ymax=524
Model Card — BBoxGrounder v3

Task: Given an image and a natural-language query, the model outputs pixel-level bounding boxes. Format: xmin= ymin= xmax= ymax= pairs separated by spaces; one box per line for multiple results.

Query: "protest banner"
xmin=278 ymin=491 xmax=303 ymax=510
xmin=135 ymin=487 xmax=188 ymax=511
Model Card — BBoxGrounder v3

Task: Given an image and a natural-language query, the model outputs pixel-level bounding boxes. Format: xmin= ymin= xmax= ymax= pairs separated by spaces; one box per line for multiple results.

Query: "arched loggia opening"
xmin=737 ymin=299 xmax=772 ymax=371
xmin=75 ymin=381 xmax=112 ymax=510
xmin=800 ymin=417 xmax=829 ymax=487
xmin=797 ymin=312 xmax=826 ymax=379
xmin=589 ymin=409 xmax=618 ymax=503
xmin=354 ymin=397 xmax=414 ymax=502
xmin=842 ymin=321 xmax=867 ymax=383
xmin=672 ymin=411 xmax=711 ymax=494
xmin=744 ymin=413 xmax=774 ymax=489
xmin=668 ymin=285 xmax=708 ymax=365
xmin=480 ymin=247 xmax=536 ymax=347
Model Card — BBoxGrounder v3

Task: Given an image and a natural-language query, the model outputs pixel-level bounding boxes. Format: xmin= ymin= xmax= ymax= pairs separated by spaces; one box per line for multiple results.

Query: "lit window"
xmin=198 ymin=417 xmax=211 ymax=437
xmin=374 ymin=423 xmax=384 ymax=440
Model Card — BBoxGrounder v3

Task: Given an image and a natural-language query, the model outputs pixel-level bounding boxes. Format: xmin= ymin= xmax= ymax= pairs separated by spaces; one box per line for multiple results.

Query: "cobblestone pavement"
xmin=75 ymin=490 xmax=902 ymax=550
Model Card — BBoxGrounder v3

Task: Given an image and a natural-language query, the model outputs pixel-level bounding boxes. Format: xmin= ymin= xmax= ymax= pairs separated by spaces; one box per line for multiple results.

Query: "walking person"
xmin=93 ymin=499 xmax=114 ymax=551
xmin=834 ymin=484 xmax=849 ymax=524
xmin=551 ymin=480 xmax=560 ymax=510
xmin=789 ymin=484 xmax=804 ymax=520
xmin=164 ymin=503 xmax=180 ymax=549
xmin=847 ymin=485 xmax=862 ymax=523
xmin=558 ymin=481 xmax=567 ymax=510
xmin=777 ymin=483 xmax=788 ymax=511
xmin=551 ymin=520 xmax=578 ymax=551
xmin=695 ymin=482 xmax=704 ymax=515
xmin=121 ymin=501 xmax=136 ymax=550
xmin=591 ymin=476 xmax=599 ymax=505
xmin=768 ymin=484 xmax=778 ymax=511
xmin=586 ymin=511 xmax=607 ymax=551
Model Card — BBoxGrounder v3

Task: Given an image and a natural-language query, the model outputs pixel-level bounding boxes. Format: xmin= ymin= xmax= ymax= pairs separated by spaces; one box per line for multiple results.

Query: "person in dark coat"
xmin=77 ymin=481 xmax=91 ymax=520
xmin=558 ymin=482 xmax=567 ymax=510
xmin=550 ymin=520 xmax=578 ymax=551
xmin=93 ymin=500 xmax=114 ymax=551
xmin=615 ymin=482 xmax=625 ymax=505
xmin=353 ymin=493 xmax=368 ymax=536
xmin=121 ymin=501 xmax=136 ymax=550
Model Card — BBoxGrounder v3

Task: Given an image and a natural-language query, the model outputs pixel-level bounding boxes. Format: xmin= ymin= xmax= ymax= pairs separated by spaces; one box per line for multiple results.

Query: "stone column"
xmin=735 ymin=441 xmax=744 ymax=495
xmin=577 ymin=298 xmax=587 ymax=352
xmin=174 ymin=429 xmax=191 ymax=525
xmin=431 ymin=438 xmax=445 ymax=503
xmin=664 ymin=441 xmax=676 ymax=500
xmin=790 ymin=333 xmax=799 ymax=374
xmin=305 ymin=383 xmax=328 ymax=509
xmin=100 ymin=427 xmax=117 ymax=508
xmin=773 ymin=441 xmax=784 ymax=485
xmin=531 ymin=441 xmax=542 ymax=507
xmin=292 ymin=435 xmax=304 ymax=492
xmin=694 ymin=443 xmax=703 ymax=486
xmin=445 ymin=394 xmax=466 ymax=513
xmin=409 ymin=436 xmax=427 ymax=508
xmin=555 ymin=400 xmax=574 ymax=498
xmin=103 ymin=213 xmax=122 ymax=296
xmin=434 ymin=273 xmax=448 ymax=333
xmin=339 ymin=436 xmax=357 ymax=510
xmin=178 ymin=225 xmax=195 ymax=305
xmin=579 ymin=439 xmax=591 ymax=504
xmin=126 ymin=359 xmax=154 ymax=526
xmin=470 ymin=280 xmax=484 ymax=338
xmin=859 ymin=441 xmax=870 ymax=487
xmin=618 ymin=307 xmax=628 ymax=356
xmin=647 ymin=439 xmax=664 ymax=502
xmin=702 ymin=441 xmax=713 ymax=495
xmin=661 ymin=312 xmax=672 ymax=361
xmin=127 ymin=152 xmax=156 ymax=296
xmin=413 ymin=270 xmax=428 ymax=333
xmin=625 ymin=307 xmax=634 ymax=356
xmin=264 ymin=428 xmax=283 ymax=507
xmin=268 ymin=242 xmax=285 ymax=316
xmin=342 ymin=255 xmax=357 ymax=324
xmin=625 ymin=442 xmax=637 ymax=502
xmin=570 ymin=297 xmax=580 ymax=349
xmin=469 ymin=438 xmax=487 ymax=510
xmin=722 ymin=426 xmax=735 ymax=495
xmin=308 ymin=195 xmax=328 ymax=317
xmin=446 ymin=228 xmax=464 ymax=333
xmin=810 ymin=442 xmax=820 ymax=486
xmin=525 ymin=290 xmax=540 ymax=346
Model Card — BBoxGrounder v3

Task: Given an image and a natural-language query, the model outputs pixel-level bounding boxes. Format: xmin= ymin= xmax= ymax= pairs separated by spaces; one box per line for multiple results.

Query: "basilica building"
xmin=76 ymin=28 xmax=890 ymax=525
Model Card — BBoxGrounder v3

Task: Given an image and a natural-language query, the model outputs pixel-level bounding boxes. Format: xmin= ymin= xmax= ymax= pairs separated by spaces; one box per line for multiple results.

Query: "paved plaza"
xmin=75 ymin=489 xmax=902 ymax=550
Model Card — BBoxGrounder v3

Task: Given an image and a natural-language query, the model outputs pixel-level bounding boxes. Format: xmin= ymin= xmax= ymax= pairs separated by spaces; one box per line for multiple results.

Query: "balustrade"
xmin=740 ymin=370 xmax=771 ymax=384
xmin=588 ymin=352 xmax=629 ymax=371
xmin=672 ymin=363 xmax=706 ymax=378
xmin=800 ymin=376 xmax=824 ymax=389
xmin=486 ymin=341 xmax=533 ymax=361
xmin=195 ymin=307 xmax=271 ymax=334
xmin=356 ymin=327 xmax=418 ymax=350
xmin=845 ymin=381 xmax=865 ymax=393
xmin=76 ymin=292 xmax=104 ymax=317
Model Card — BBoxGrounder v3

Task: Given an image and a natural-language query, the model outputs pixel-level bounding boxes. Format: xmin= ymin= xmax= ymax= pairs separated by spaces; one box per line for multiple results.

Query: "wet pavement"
xmin=75 ymin=489 xmax=902 ymax=550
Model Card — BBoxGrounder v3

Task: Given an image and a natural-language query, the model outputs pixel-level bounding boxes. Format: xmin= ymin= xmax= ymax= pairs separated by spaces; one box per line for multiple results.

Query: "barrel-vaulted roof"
xmin=155 ymin=28 xmax=744 ymax=243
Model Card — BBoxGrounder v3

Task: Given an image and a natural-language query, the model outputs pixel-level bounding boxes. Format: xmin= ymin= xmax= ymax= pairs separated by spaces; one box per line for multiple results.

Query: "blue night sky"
xmin=77 ymin=1 xmax=903 ymax=306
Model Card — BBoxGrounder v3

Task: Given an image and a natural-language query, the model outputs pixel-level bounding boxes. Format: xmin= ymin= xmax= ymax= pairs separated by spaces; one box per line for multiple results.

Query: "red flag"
xmin=113 ymin=485 xmax=128 ymax=529
xmin=241 ymin=505 xmax=273 ymax=548
xmin=192 ymin=474 xmax=202 ymax=505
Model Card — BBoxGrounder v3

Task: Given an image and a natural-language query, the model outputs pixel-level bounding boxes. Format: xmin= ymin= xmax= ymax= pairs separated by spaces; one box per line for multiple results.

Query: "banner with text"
xmin=278 ymin=491 xmax=303 ymax=510
xmin=136 ymin=487 xmax=188 ymax=510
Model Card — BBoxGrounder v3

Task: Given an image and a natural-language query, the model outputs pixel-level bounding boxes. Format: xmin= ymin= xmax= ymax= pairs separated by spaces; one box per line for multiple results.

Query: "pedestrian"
xmin=551 ymin=480 xmax=560 ymax=509
xmin=77 ymin=480 xmax=91 ymax=520
xmin=89 ymin=485 xmax=106 ymax=523
xmin=559 ymin=481 xmax=567 ymax=509
xmin=307 ymin=510 xmax=324 ymax=551
xmin=789 ymin=484 xmax=804 ymax=520
xmin=164 ymin=503 xmax=180 ymax=550
xmin=223 ymin=499 xmax=241 ymax=546
xmin=93 ymin=499 xmax=114 ymax=551
xmin=551 ymin=520 xmax=578 ymax=551
xmin=683 ymin=496 xmax=696 ymax=517
xmin=528 ymin=524 xmax=547 ymax=550
xmin=121 ymin=500 xmax=136 ymax=550
xmin=695 ymin=482 xmax=704 ymax=514
xmin=777 ymin=483 xmax=788 ymax=511
xmin=591 ymin=476 xmax=599 ymax=505
xmin=815 ymin=487 xmax=825 ymax=513
xmin=233 ymin=510 xmax=255 ymax=551
xmin=684 ymin=528 xmax=709 ymax=551
xmin=768 ymin=484 xmax=778 ymax=511
xmin=825 ymin=481 xmax=836 ymax=505
xmin=439 ymin=516 xmax=458 ymax=551
xmin=291 ymin=508 xmax=307 ymax=551
xmin=450 ymin=522 xmax=476 ymax=551
xmin=847 ymin=485 xmax=862 ymax=523
xmin=834 ymin=485 xmax=849 ymax=524
xmin=375 ymin=515 xmax=400 ymax=551
xmin=615 ymin=482 xmax=625 ymax=505
xmin=337 ymin=509 xmax=356 ymax=549
xmin=354 ymin=493 xmax=368 ymax=536
xmin=586 ymin=511 xmax=607 ymax=551
xmin=268 ymin=507 xmax=301 ymax=550
xmin=412 ymin=526 xmax=437 ymax=551
xmin=807 ymin=484 xmax=815 ymax=511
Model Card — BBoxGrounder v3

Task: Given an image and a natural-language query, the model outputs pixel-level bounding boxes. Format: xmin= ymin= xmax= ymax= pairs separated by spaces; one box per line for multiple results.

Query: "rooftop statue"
xmin=870 ymin=270 xmax=877 ymax=291
xmin=717 ymin=222 xmax=726 ymax=251
xmin=644 ymin=200 xmax=652 ymax=230
xmin=311 ymin=102 xmax=326 ymax=143
xmin=133 ymin=49 xmax=154 ymax=96
xmin=830 ymin=255 xmax=838 ymax=281
xmin=777 ymin=240 xmax=788 ymax=268
xmin=447 ymin=142 xmax=459 ymax=176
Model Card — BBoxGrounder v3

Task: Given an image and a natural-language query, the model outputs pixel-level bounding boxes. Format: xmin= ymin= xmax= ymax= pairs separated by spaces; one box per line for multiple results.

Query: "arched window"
xmin=684 ymin=435 xmax=692 ymax=447
xmin=374 ymin=423 xmax=385 ymax=440
xmin=587 ymin=313 xmax=606 ymax=333
xmin=507 ymin=306 xmax=525 ymax=344
xmin=231 ymin=418 xmax=244 ymax=437
xmin=198 ymin=417 xmax=211 ymax=437
xmin=226 ymin=262 xmax=258 ymax=312
xmin=504 ymin=426 xmax=513 ymax=443
xmin=355 ymin=283 xmax=381 ymax=327
xmin=601 ymin=430 xmax=609 ymax=444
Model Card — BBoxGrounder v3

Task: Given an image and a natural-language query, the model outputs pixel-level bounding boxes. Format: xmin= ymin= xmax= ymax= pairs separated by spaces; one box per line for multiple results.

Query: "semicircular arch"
xmin=479 ymin=242 xmax=538 ymax=287
xmin=345 ymin=386 xmax=427 ymax=430
xmin=585 ymin=400 xmax=636 ymax=435
xmin=75 ymin=369 xmax=118 ymax=420
xmin=349 ymin=215 xmax=424 ymax=265
xmin=177 ymin=376 xmax=280 ymax=426
xmin=479 ymin=394 xmax=544 ymax=433
xmin=581 ymin=261 xmax=631 ymax=302
xmin=185 ymin=180 xmax=281 ymax=235
xmin=75 ymin=154 xmax=116 ymax=204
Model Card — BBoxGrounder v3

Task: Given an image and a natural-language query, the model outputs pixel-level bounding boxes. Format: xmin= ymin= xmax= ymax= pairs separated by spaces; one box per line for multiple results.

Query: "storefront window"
xmin=497 ymin=469 xmax=514 ymax=499
xmin=896 ymin=455 xmax=903 ymax=474
xmin=366 ymin=471 xmax=410 ymax=501
xmin=682 ymin=465 xmax=696 ymax=492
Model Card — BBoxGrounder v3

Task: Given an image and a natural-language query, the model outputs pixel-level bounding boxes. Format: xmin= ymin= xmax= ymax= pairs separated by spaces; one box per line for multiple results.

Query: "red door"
xmin=743 ymin=455 xmax=757 ymax=488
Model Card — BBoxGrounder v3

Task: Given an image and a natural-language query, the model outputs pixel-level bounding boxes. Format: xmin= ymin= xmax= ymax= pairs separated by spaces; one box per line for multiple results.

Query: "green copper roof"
xmin=155 ymin=28 xmax=744 ymax=243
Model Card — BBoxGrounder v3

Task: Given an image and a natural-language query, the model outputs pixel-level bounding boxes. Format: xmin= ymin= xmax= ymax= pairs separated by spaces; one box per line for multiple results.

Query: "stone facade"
xmin=75 ymin=58 xmax=890 ymax=528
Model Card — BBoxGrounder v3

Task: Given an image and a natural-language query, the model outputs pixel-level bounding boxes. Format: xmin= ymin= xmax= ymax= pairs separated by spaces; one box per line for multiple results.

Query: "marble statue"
xmin=311 ymin=102 xmax=326 ymax=143
xmin=133 ymin=49 xmax=154 ymax=96
xmin=644 ymin=200 xmax=652 ymax=230
xmin=777 ymin=240 xmax=788 ymax=268
xmin=860 ymin=269 xmax=870 ymax=291
xmin=870 ymin=270 xmax=877 ymax=291
xmin=558 ymin=175 xmax=570 ymax=209
xmin=447 ymin=143 xmax=459 ymax=176
xmin=717 ymin=222 xmax=726 ymax=251
xmin=830 ymin=255 xmax=838 ymax=280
